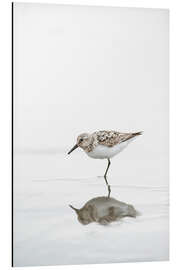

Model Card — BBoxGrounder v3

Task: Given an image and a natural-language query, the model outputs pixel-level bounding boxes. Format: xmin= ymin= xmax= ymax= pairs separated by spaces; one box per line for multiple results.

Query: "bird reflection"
xmin=69 ymin=179 xmax=138 ymax=225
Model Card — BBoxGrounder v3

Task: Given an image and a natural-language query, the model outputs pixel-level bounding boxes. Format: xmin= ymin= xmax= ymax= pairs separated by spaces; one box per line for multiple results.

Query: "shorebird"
xmin=68 ymin=130 xmax=142 ymax=177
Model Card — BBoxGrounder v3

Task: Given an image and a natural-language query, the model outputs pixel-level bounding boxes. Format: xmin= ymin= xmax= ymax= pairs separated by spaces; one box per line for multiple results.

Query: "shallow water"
xmin=13 ymin=152 xmax=169 ymax=266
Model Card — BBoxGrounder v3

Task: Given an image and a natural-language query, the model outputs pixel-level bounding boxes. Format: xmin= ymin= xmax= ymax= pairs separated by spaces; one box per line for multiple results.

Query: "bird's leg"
xmin=104 ymin=158 xmax=111 ymax=178
xmin=104 ymin=159 xmax=111 ymax=197
xmin=104 ymin=175 xmax=111 ymax=198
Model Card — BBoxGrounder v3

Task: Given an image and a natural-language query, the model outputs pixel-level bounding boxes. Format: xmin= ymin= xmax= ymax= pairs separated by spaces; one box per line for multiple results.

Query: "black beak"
xmin=67 ymin=144 xmax=78 ymax=155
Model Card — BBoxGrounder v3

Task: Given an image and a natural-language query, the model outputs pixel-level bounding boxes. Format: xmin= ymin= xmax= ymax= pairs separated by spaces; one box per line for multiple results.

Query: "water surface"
xmin=13 ymin=152 xmax=169 ymax=266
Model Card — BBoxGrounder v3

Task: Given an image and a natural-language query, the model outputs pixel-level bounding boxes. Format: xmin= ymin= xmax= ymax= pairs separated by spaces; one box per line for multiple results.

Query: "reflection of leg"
xmin=107 ymin=184 xmax=111 ymax=198
xmin=104 ymin=175 xmax=111 ymax=197
xmin=104 ymin=175 xmax=109 ymax=185
xmin=104 ymin=158 xmax=111 ymax=178
xmin=104 ymin=159 xmax=111 ymax=197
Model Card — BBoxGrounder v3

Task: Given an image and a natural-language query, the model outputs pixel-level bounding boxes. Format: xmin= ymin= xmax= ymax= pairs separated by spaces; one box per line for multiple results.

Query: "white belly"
xmin=86 ymin=141 xmax=129 ymax=159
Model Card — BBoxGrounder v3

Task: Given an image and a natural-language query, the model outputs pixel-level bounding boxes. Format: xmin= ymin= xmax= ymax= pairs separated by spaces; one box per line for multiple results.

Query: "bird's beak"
xmin=69 ymin=204 xmax=79 ymax=213
xmin=67 ymin=144 xmax=78 ymax=155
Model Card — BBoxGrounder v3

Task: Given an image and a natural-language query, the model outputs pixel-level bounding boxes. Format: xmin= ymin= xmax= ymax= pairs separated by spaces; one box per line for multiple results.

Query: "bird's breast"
xmin=86 ymin=142 xmax=129 ymax=159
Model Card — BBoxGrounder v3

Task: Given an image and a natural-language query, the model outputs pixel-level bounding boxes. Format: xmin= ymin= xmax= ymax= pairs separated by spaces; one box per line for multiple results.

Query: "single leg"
xmin=104 ymin=175 xmax=111 ymax=197
xmin=104 ymin=158 xmax=111 ymax=178
xmin=104 ymin=159 xmax=111 ymax=197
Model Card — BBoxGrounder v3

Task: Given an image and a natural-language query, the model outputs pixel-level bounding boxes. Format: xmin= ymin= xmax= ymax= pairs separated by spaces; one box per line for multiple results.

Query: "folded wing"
xmin=94 ymin=130 xmax=142 ymax=147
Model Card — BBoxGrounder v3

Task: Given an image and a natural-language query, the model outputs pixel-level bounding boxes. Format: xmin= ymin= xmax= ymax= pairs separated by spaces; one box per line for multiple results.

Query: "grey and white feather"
xmin=68 ymin=130 xmax=142 ymax=177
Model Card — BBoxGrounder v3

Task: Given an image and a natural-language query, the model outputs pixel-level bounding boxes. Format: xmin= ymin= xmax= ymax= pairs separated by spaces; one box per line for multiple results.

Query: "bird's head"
xmin=68 ymin=133 xmax=92 ymax=154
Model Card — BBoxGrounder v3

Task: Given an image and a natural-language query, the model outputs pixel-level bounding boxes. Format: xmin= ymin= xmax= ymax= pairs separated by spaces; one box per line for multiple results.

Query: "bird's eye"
xmin=79 ymin=138 xmax=83 ymax=143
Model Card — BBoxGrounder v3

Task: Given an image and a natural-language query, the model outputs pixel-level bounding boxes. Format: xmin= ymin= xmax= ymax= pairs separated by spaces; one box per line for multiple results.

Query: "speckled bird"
xmin=68 ymin=130 xmax=142 ymax=177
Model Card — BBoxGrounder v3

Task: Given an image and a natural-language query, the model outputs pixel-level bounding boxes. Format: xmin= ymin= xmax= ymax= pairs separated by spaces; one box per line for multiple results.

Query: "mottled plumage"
xmin=68 ymin=130 xmax=142 ymax=177
xmin=93 ymin=130 xmax=141 ymax=148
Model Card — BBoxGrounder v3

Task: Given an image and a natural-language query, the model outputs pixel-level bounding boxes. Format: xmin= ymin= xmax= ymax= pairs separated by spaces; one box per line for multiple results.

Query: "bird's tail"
xmin=123 ymin=131 xmax=143 ymax=143
xmin=132 ymin=131 xmax=143 ymax=136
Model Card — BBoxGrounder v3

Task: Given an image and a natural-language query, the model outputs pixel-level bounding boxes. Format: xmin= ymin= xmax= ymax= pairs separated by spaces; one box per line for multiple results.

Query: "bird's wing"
xmin=94 ymin=130 xmax=140 ymax=147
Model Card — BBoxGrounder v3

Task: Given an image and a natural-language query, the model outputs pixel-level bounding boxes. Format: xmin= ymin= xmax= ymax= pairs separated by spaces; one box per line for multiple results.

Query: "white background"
xmin=0 ymin=0 xmax=179 ymax=270
xmin=14 ymin=3 xmax=168 ymax=154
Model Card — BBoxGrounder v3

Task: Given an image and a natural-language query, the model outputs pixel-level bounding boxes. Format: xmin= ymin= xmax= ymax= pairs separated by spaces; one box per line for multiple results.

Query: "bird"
xmin=68 ymin=130 xmax=142 ymax=177
xmin=69 ymin=196 xmax=138 ymax=225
